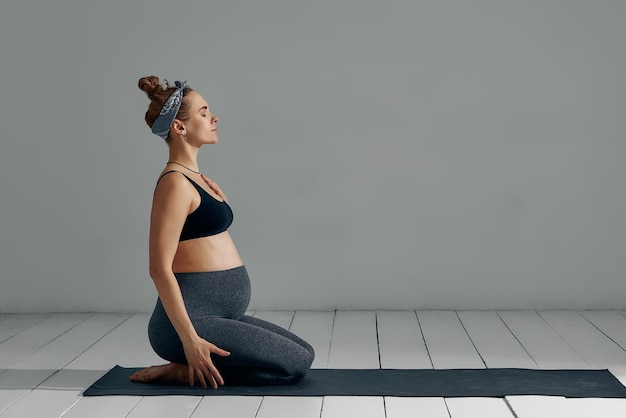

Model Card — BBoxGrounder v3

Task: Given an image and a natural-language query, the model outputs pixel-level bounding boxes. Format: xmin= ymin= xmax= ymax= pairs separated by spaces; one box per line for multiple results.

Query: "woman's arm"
xmin=149 ymin=172 xmax=230 ymax=388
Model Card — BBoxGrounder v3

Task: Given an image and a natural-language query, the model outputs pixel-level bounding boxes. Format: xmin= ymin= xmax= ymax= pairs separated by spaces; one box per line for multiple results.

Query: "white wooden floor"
xmin=2 ymin=310 xmax=626 ymax=417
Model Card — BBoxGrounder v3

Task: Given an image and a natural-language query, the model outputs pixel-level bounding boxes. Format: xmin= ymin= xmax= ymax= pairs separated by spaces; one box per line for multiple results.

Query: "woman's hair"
xmin=138 ymin=76 xmax=193 ymax=137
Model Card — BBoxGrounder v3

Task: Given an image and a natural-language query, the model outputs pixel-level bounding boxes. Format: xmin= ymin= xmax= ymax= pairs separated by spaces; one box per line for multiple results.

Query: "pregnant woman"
xmin=130 ymin=76 xmax=314 ymax=389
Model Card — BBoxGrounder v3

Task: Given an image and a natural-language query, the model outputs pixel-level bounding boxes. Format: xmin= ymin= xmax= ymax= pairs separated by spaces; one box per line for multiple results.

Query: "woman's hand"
xmin=182 ymin=336 xmax=231 ymax=388
xmin=201 ymin=174 xmax=228 ymax=203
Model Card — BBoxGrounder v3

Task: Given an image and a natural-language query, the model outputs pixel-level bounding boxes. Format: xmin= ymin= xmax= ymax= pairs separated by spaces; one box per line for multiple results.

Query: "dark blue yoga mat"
xmin=83 ymin=366 xmax=626 ymax=398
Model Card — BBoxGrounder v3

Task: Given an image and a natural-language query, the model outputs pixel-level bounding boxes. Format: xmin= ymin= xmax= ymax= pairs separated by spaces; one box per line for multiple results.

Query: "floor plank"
xmin=321 ymin=311 xmax=384 ymax=416
xmin=289 ymin=311 xmax=335 ymax=368
xmin=321 ymin=396 xmax=385 ymax=418
xmin=255 ymin=397 xmax=323 ymax=418
xmin=191 ymin=396 xmax=262 ymax=418
xmin=457 ymin=311 xmax=537 ymax=369
xmin=565 ymin=398 xmax=626 ymax=418
xmin=126 ymin=396 xmax=202 ymax=418
xmin=539 ymin=311 xmax=626 ymax=385
xmin=0 ymin=313 xmax=92 ymax=368
xmin=582 ymin=310 xmax=626 ymax=351
xmin=16 ymin=313 xmax=130 ymax=370
xmin=0 ymin=314 xmax=50 ymax=345
xmin=445 ymin=398 xmax=514 ymax=418
xmin=61 ymin=396 xmax=140 ymax=418
xmin=327 ymin=311 xmax=379 ymax=369
xmin=377 ymin=311 xmax=432 ymax=369
xmin=65 ymin=313 xmax=162 ymax=370
xmin=417 ymin=311 xmax=484 ymax=369
xmin=0 ymin=369 xmax=53 ymax=414
xmin=505 ymin=396 xmax=575 ymax=418
xmin=497 ymin=311 xmax=590 ymax=369
xmin=385 ymin=397 xmax=450 ymax=418
xmin=0 ymin=369 xmax=100 ymax=418
xmin=0 ymin=388 xmax=81 ymax=418
xmin=539 ymin=311 xmax=626 ymax=367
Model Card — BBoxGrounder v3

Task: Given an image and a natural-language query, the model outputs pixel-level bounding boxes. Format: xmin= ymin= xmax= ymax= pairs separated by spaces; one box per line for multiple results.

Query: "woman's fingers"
xmin=207 ymin=363 xmax=224 ymax=386
xmin=200 ymin=370 xmax=209 ymax=389
xmin=206 ymin=344 xmax=228 ymax=386
xmin=207 ymin=372 xmax=218 ymax=389
xmin=198 ymin=365 xmax=218 ymax=389
xmin=188 ymin=367 xmax=195 ymax=387
xmin=189 ymin=363 xmax=222 ymax=389
xmin=188 ymin=365 xmax=208 ymax=389
xmin=214 ymin=347 xmax=231 ymax=357
xmin=196 ymin=367 xmax=209 ymax=389
xmin=200 ymin=174 xmax=215 ymax=191
xmin=185 ymin=340 xmax=231 ymax=388
xmin=200 ymin=174 xmax=228 ymax=202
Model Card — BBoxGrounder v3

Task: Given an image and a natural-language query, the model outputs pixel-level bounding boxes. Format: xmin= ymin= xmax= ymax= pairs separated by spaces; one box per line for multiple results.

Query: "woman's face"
xmin=182 ymin=91 xmax=219 ymax=145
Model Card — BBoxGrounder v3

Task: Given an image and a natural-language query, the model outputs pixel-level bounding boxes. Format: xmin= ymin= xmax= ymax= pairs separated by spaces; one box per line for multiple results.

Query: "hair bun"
xmin=138 ymin=76 xmax=163 ymax=99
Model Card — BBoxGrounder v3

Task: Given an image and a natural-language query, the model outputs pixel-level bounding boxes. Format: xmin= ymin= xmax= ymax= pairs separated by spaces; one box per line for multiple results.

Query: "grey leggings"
xmin=148 ymin=266 xmax=314 ymax=385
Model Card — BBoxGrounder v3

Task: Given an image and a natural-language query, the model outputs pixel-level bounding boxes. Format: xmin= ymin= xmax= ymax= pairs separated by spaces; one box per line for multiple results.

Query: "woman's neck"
xmin=167 ymin=148 xmax=200 ymax=173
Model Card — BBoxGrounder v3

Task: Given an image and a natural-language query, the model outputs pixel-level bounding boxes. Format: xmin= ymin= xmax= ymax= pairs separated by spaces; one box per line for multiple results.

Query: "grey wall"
xmin=0 ymin=0 xmax=624 ymax=312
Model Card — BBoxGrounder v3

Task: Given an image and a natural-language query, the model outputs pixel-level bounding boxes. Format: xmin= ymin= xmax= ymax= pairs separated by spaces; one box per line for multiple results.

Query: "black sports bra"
xmin=157 ymin=171 xmax=233 ymax=241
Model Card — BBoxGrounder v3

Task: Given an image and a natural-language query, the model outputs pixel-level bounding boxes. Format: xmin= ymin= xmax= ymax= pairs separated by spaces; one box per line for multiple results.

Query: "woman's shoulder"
xmin=153 ymin=170 xmax=195 ymax=198
xmin=156 ymin=170 xmax=187 ymax=186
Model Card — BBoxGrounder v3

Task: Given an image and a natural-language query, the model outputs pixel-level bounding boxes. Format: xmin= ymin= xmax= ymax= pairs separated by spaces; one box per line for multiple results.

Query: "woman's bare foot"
xmin=129 ymin=362 xmax=189 ymax=385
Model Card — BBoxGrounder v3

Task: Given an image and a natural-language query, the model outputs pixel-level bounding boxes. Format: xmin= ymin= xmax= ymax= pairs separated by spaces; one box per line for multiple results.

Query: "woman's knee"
xmin=286 ymin=346 xmax=314 ymax=383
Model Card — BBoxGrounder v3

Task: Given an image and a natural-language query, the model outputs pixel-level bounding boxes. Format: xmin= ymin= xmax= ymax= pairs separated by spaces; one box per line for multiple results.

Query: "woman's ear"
xmin=171 ymin=119 xmax=186 ymax=136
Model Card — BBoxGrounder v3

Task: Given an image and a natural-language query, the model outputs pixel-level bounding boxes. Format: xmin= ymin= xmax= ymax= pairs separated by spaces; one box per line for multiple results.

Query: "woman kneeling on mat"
xmin=130 ymin=76 xmax=314 ymax=389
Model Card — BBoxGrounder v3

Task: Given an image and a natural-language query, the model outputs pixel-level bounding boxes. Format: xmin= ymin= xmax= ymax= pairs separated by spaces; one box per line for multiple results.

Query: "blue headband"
xmin=151 ymin=80 xmax=189 ymax=141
